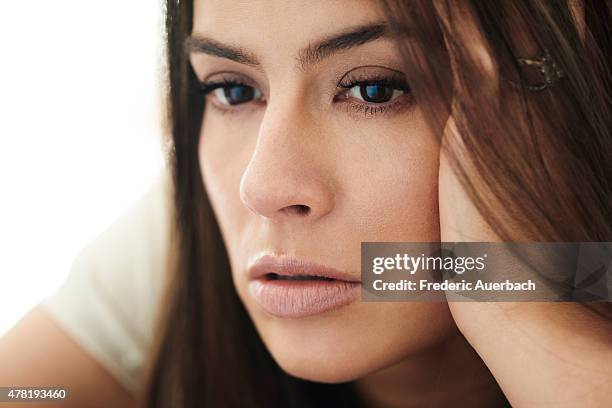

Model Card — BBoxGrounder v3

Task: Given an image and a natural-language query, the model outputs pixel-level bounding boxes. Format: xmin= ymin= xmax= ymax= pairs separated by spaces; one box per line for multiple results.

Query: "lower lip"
xmin=248 ymin=278 xmax=360 ymax=318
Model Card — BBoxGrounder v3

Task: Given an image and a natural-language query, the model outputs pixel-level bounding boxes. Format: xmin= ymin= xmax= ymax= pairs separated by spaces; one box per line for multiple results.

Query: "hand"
xmin=438 ymin=118 xmax=612 ymax=407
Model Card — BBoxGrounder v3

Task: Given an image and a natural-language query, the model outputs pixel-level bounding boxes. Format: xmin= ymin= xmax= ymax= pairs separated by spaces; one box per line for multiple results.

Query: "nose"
xmin=239 ymin=102 xmax=335 ymax=222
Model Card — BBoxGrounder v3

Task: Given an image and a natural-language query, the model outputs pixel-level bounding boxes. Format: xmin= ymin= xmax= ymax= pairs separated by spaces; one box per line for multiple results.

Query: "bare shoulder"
xmin=0 ymin=306 xmax=139 ymax=408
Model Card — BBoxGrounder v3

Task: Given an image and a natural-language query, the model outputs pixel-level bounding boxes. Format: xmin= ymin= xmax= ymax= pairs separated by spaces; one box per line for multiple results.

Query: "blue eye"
xmin=215 ymin=84 xmax=261 ymax=105
xmin=200 ymin=81 xmax=263 ymax=106
xmin=349 ymin=81 xmax=407 ymax=103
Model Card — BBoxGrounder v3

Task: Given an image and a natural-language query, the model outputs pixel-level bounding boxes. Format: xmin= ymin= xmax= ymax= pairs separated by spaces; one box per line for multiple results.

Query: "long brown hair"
xmin=143 ymin=1 xmax=611 ymax=406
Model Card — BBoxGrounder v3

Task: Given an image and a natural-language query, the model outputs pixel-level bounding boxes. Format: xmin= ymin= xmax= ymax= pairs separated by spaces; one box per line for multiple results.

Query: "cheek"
xmin=338 ymin=115 xmax=440 ymax=242
xmin=198 ymin=110 xmax=258 ymax=262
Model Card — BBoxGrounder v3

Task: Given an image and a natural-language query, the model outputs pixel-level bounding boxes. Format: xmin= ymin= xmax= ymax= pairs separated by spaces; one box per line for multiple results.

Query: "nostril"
xmin=282 ymin=204 xmax=311 ymax=216
xmin=295 ymin=205 xmax=311 ymax=215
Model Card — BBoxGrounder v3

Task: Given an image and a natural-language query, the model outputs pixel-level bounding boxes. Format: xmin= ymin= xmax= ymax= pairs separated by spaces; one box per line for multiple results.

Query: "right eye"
xmin=201 ymin=81 xmax=263 ymax=106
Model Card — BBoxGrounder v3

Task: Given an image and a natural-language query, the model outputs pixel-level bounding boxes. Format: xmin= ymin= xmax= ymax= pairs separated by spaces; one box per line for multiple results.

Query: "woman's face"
xmin=192 ymin=0 xmax=455 ymax=382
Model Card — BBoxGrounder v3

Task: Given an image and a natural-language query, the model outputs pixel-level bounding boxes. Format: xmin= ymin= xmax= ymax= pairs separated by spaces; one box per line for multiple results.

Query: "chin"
xmin=278 ymin=360 xmax=367 ymax=384
xmin=247 ymin=301 xmax=456 ymax=384
xmin=267 ymin=337 xmax=382 ymax=384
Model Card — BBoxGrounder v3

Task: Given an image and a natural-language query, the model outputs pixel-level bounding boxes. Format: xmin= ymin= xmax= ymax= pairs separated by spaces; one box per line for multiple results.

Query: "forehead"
xmin=193 ymin=0 xmax=386 ymax=55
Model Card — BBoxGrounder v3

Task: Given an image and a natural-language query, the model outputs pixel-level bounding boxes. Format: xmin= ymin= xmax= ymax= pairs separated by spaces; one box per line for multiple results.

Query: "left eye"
xmin=349 ymin=82 xmax=406 ymax=104
xmin=213 ymin=84 xmax=262 ymax=106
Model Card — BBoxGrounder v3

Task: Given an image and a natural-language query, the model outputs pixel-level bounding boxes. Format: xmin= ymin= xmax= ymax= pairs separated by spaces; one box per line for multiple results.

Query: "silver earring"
xmin=504 ymin=50 xmax=564 ymax=92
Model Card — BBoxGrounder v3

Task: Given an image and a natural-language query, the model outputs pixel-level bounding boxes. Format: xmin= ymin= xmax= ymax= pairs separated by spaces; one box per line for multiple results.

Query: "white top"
xmin=39 ymin=169 xmax=172 ymax=393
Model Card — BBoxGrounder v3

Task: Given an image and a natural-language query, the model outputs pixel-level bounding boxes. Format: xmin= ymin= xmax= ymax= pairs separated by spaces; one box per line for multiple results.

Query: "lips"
xmin=248 ymin=255 xmax=361 ymax=282
xmin=247 ymin=254 xmax=361 ymax=318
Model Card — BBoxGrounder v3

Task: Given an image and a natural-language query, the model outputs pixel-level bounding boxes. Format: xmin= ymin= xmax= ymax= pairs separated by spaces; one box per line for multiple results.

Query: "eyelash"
xmin=198 ymin=73 xmax=414 ymax=118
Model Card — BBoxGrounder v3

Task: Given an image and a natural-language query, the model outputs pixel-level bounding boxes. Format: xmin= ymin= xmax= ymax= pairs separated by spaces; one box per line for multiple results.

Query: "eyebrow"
xmin=185 ymin=22 xmax=389 ymax=71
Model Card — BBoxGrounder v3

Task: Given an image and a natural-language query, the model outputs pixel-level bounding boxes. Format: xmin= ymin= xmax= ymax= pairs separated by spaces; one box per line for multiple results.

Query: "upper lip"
xmin=248 ymin=254 xmax=361 ymax=283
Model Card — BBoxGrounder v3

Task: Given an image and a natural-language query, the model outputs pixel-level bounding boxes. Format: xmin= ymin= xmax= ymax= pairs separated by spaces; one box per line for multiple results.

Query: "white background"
xmin=0 ymin=1 xmax=165 ymax=334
